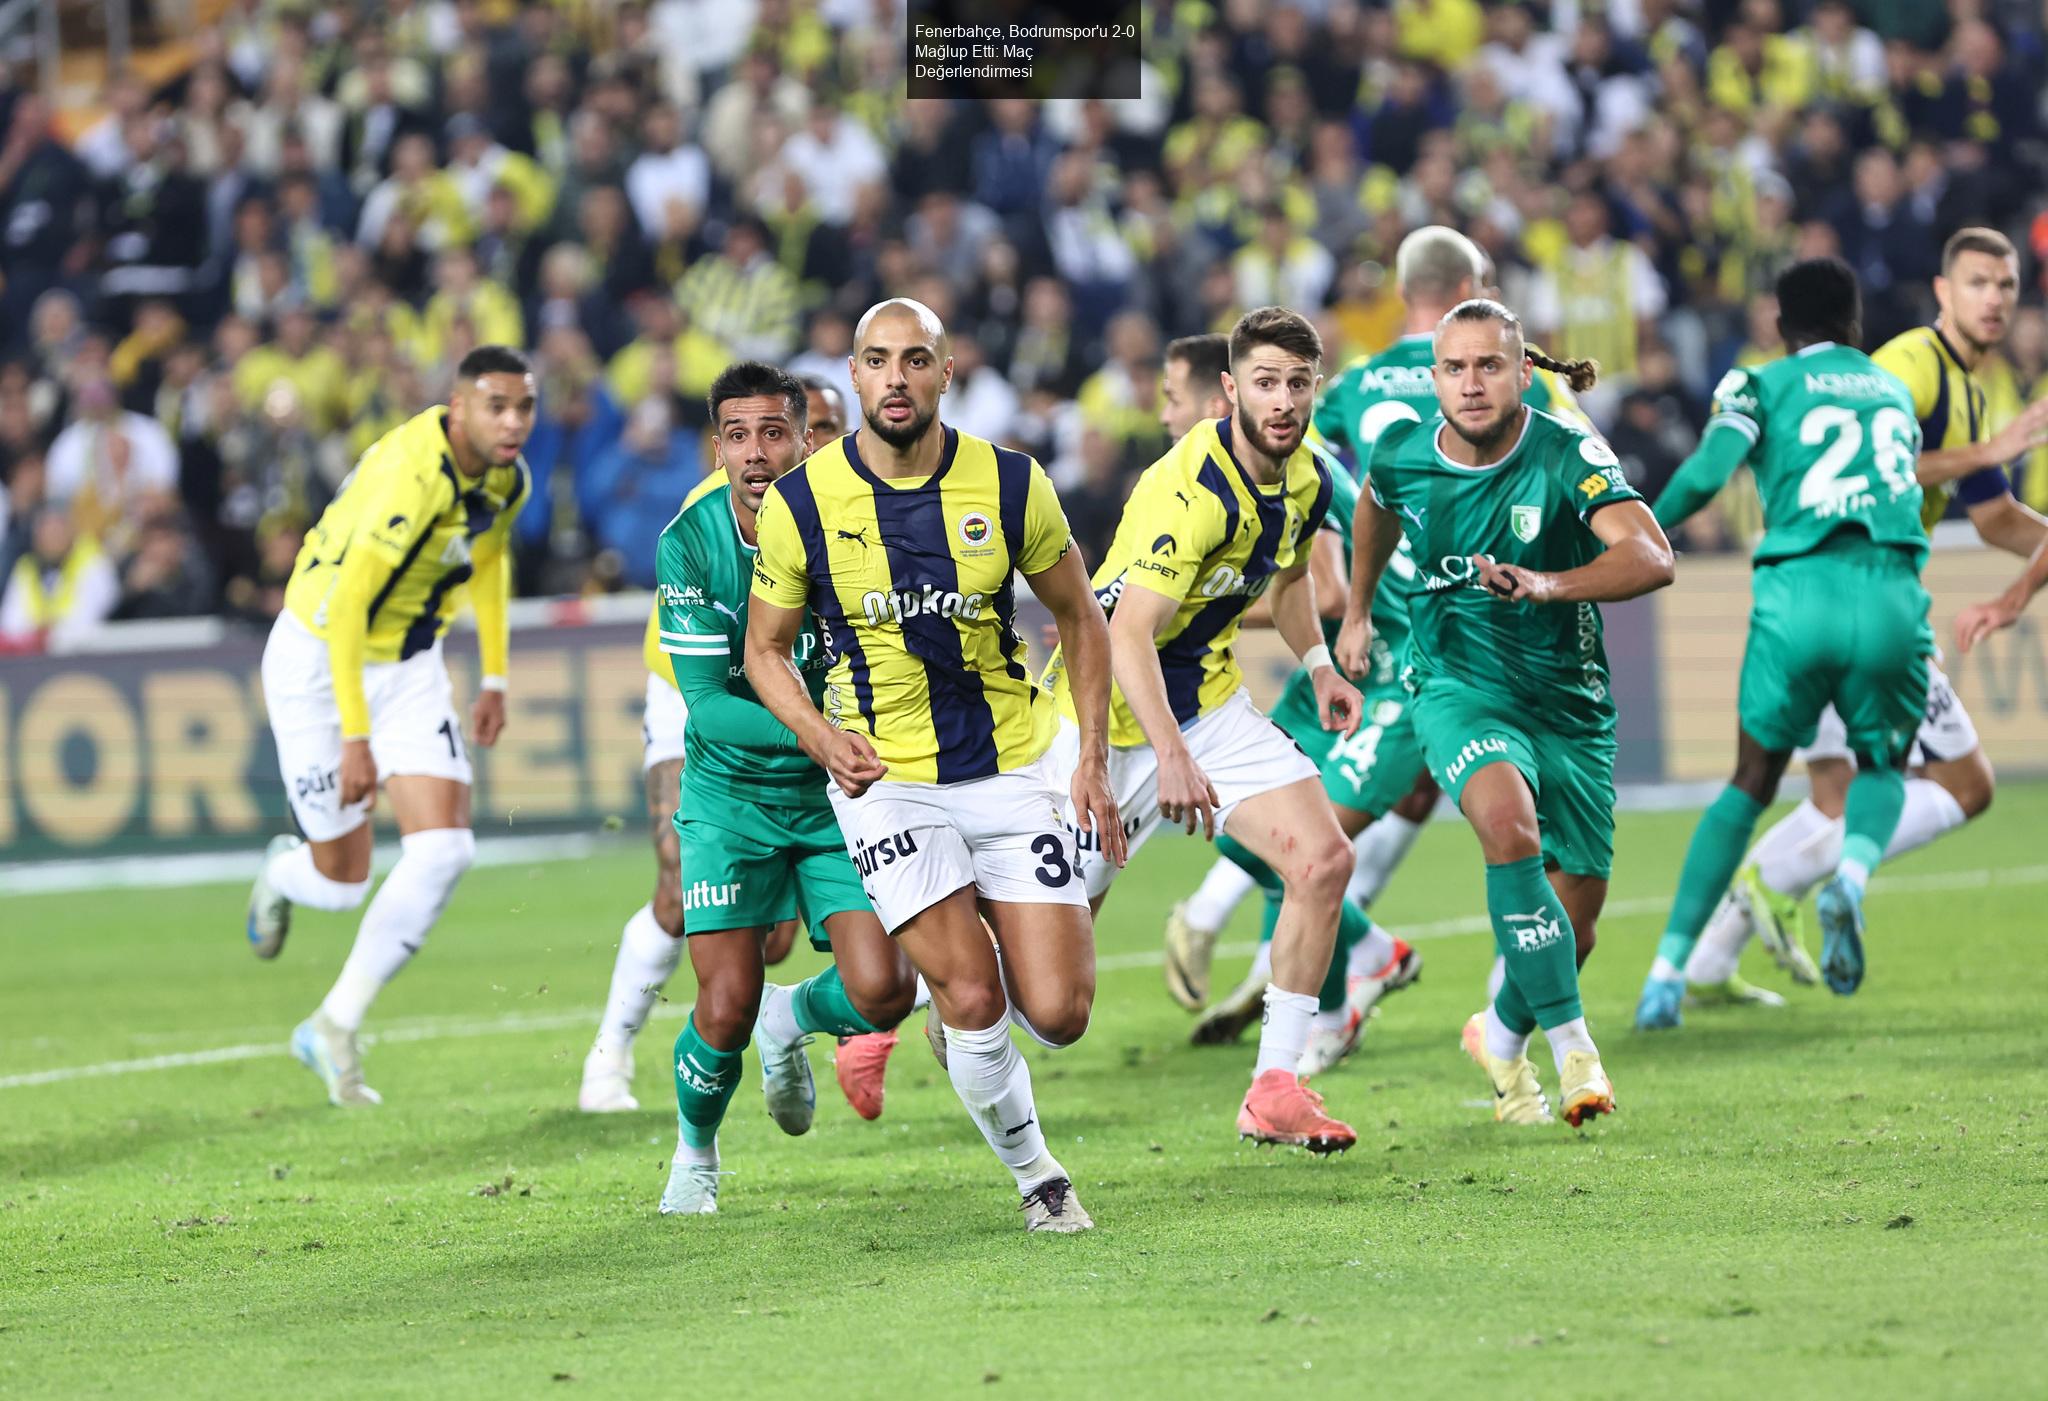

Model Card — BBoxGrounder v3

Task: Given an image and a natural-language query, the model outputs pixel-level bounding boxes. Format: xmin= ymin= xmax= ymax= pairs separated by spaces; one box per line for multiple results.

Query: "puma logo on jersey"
xmin=1506 ymin=911 xmax=1567 ymax=952
xmin=836 ymin=528 xmax=871 ymax=548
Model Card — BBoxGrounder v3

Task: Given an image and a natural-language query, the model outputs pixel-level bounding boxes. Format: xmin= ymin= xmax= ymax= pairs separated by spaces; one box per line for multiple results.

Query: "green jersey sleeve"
xmin=1563 ymin=435 xmax=1644 ymax=522
xmin=657 ymin=520 xmax=802 ymax=756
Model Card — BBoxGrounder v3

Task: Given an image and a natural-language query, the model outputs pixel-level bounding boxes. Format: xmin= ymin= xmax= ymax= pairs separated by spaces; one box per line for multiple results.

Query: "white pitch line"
xmin=6 ymin=862 xmax=2044 ymax=1092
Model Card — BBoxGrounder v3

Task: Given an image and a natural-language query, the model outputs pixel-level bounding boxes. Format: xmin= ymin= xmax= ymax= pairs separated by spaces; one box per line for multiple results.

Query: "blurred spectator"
xmin=626 ymin=102 xmax=710 ymax=252
xmin=1527 ymin=191 xmax=1670 ymax=421
xmin=779 ymin=95 xmax=886 ymax=227
xmin=112 ymin=505 xmax=216 ymax=620
xmin=581 ymin=397 xmax=701 ymax=586
xmin=787 ymin=309 xmax=854 ymax=386
xmin=1076 ymin=311 xmax=1168 ymax=472
xmin=702 ymin=46 xmax=810 ymax=186
xmin=0 ymin=506 xmax=121 ymax=648
xmin=46 ymin=377 xmax=180 ymax=557
xmin=676 ymin=217 xmax=801 ymax=362
xmin=1233 ymin=204 xmax=1338 ymax=313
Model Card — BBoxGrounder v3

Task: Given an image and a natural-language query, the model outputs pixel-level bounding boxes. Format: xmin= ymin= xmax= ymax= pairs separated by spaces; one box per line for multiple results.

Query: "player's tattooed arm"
xmin=1337 ymin=488 xmax=1401 ymax=676
xmin=742 ymin=595 xmax=887 ymax=796
xmin=1473 ymin=500 xmax=1675 ymax=605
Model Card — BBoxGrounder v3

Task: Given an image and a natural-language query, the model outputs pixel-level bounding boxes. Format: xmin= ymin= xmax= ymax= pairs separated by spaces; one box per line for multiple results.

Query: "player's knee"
xmin=693 ymin=979 xmax=761 ymax=1048
xmin=651 ymin=878 xmax=685 ymax=938
xmin=1471 ymin=813 xmax=1541 ymax=864
xmin=1020 ymin=987 xmax=1093 ymax=1047
xmin=405 ymin=827 xmax=475 ymax=885
xmin=1282 ymin=827 xmax=1354 ymax=905
xmin=1950 ymin=759 xmax=1994 ymax=820
xmin=932 ymin=975 xmax=1007 ymax=1033
xmin=849 ymin=970 xmax=918 ymax=1030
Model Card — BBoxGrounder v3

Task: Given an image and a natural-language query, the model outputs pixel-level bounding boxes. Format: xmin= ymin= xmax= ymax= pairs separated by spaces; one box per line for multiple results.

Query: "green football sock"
xmin=1655 ymin=786 xmax=1766 ymax=971
xmin=1486 ymin=856 xmax=1581 ymax=1030
xmin=791 ymin=964 xmax=883 ymax=1037
xmin=1840 ymin=766 xmax=1906 ymax=891
xmin=672 ymin=1015 xmax=743 ymax=1151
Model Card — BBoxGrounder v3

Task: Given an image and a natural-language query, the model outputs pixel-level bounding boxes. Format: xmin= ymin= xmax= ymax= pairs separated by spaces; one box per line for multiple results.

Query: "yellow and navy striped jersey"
xmin=284 ymin=408 xmax=526 ymax=734
xmin=1873 ymin=324 xmax=2012 ymax=530
xmin=751 ymin=426 xmax=1074 ymax=784
xmin=1050 ymin=417 xmax=1333 ymax=748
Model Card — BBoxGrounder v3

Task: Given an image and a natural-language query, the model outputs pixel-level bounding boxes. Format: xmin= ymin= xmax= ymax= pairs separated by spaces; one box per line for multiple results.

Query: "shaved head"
xmin=854 ymin=297 xmax=949 ymax=358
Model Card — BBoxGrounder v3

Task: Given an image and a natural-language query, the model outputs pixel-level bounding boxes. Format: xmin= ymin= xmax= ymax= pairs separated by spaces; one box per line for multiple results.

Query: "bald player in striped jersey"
xmin=1045 ymin=307 xmax=1368 ymax=1153
xmin=244 ymin=346 xmax=535 ymax=1106
xmin=745 ymin=298 xmax=1125 ymax=1232
xmin=1683 ymin=229 xmax=2048 ymax=998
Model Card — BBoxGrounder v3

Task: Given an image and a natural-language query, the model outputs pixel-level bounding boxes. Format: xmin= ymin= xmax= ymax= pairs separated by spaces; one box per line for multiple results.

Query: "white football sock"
xmin=1684 ymin=890 xmax=1753 ymax=985
xmin=1310 ymin=1006 xmax=1351 ymax=1037
xmin=673 ymin=1131 xmax=718 ymax=1169
xmin=1253 ymin=986 xmax=1316 ymax=1076
xmin=1482 ymin=1003 xmax=1529 ymax=1063
xmin=594 ymin=903 xmax=684 ymax=1053
xmin=755 ymin=981 xmax=801 ymax=1047
xmin=1485 ymin=956 xmax=1506 ymax=1001
xmin=1543 ymin=1016 xmax=1596 ymax=1072
xmin=318 ymin=828 xmax=474 ymax=1032
xmin=1347 ymin=813 xmax=1424 ymax=907
xmin=267 ymin=841 xmax=370 ymax=912
xmin=1752 ymin=799 xmax=1842 ymax=899
xmin=1346 ymin=922 xmax=1398 ymax=978
xmin=944 ymin=1017 xmax=1059 ymax=1189
xmin=1184 ymin=857 xmax=1257 ymax=932
xmin=1885 ymin=778 xmax=1968 ymax=857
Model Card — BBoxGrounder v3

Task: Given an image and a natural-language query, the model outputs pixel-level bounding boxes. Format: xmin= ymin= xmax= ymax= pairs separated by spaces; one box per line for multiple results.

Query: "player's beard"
xmin=865 ymin=398 xmax=939 ymax=451
xmin=1443 ymin=401 xmax=1523 ymax=459
xmin=1234 ymin=403 xmax=1302 ymax=462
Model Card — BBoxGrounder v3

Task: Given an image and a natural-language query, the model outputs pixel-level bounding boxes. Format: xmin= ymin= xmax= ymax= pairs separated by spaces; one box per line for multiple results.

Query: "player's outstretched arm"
xmin=1267 ymin=559 xmax=1361 ymax=737
xmin=1109 ymin=583 xmax=1221 ymax=838
xmin=1473 ymin=500 xmax=1675 ymax=605
xmin=1337 ymin=489 xmax=1400 ymax=676
xmin=467 ymin=533 xmax=510 ymax=748
xmin=669 ymin=645 xmax=802 ymax=753
xmin=1918 ymin=400 xmax=2048 ymax=488
xmin=1652 ymin=420 xmax=1752 ymax=534
xmin=741 ymin=596 xmax=887 ymax=796
xmin=1964 ymin=491 xmax=2048 ymax=559
xmin=1959 ymin=519 xmax=2048 ymax=651
xmin=1027 ymin=547 xmax=1127 ymax=869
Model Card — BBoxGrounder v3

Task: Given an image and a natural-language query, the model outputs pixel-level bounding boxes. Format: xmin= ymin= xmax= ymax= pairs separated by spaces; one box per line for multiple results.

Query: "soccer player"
xmin=1046 ymin=306 xmax=1368 ymax=1151
xmin=578 ymin=376 xmax=853 ymax=1115
xmin=1635 ymin=259 xmax=1936 ymax=1027
xmin=655 ymin=363 xmax=919 ymax=1216
xmin=1151 ymin=332 xmax=1420 ymax=1077
xmin=1337 ymin=299 xmax=1673 ymax=1127
xmin=1675 ymin=228 xmax=2048 ymax=1000
xmin=244 ymin=346 xmax=536 ymax=1106
xmin=744 ymin=299 xmax=1124 ymax=1232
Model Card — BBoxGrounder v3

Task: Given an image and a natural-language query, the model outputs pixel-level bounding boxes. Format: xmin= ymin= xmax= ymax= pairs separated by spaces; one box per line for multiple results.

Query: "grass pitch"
xmin=5 ymin=788 xmax=2047 ymax=1398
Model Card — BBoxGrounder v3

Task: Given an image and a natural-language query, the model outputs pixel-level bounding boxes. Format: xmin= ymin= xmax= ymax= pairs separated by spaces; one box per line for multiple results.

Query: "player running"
xmin=244 ymin=346 xmax=535 ymax=1106
xmin=1635 ymin=259 xmax=1936 ymax=1025
xmin=655 ymin=363 xmax=919 ymax=1216
xmin=1337 ymin=299 xmax=1673 ymax=1127
xmin=579 ymin=376 xmax=854 ymax=1115
xmin=1150 ymin=332 xmax=1419 ymax=1077
xmin=1675 ymin=228 xmax=2048 ymax=1001
xmin=744 ymin=299 xmax=1124 ymax=1232
xmin=1046 ymin=306 xmax=1369 ymax=1152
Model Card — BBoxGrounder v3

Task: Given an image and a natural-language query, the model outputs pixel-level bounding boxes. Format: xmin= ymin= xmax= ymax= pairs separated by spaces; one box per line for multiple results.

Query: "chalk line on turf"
xmin=5 ymin=862 xmax=2042 ymax=1092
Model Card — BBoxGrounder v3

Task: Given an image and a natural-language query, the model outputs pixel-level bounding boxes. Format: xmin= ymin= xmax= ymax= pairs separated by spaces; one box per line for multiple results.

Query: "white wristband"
xmin=480 ymin=675 xmax=509 ymax=693
xmin=1301 ymin=644 xmax=1334 ymax=673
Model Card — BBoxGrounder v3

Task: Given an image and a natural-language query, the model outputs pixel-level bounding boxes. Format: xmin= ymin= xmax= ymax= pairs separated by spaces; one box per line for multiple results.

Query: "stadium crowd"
xmin=3 ymin=0 xmax=2048 ymax=647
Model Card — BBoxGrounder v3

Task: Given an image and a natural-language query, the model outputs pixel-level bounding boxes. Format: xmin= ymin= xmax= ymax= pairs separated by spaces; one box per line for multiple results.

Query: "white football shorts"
xmin=1797 ymin=662 xmax=1979 ymax=768
xmin=261 ymin=612 xmax=472 ymax=842
xmin=1047 ymin=687 xmax=1320 ymax=899
xmin=827 ymin=751 xmax=1087 ymax=934
xmin=642 ymin=672 xmax=689 ymax=771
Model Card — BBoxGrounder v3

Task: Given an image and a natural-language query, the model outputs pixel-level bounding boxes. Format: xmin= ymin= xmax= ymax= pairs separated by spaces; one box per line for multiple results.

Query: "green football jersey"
xmin=1707 ymin=344 xmax=1928 ymax=567
xmin=656 ymin=478 xmax=832 ymax=809
xmin=1365 ymin=407 xmax=1642 ymax=731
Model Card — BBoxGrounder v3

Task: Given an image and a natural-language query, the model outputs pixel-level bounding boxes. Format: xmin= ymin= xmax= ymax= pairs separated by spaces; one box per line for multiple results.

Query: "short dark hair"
xmin=1165 ymin=334 xmax=1229 ymax=394
xmin=708 ymin=360 xmax=807 ymax=429
xmin=1942 ymin=226 xmax=2017 ymax=275
xmin=1775 ymin=257 xmax=1861 ymax=347
xmin=796 ymin=374 xmax=846 ymax=421
xmin=457 ymin=345 xmax=532 ymax=381
xmin=1228 ymin=307 xmax=1322 ymax=370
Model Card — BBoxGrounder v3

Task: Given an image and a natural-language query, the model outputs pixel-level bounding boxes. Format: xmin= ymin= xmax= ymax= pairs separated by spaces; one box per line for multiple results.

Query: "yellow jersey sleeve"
xmin=1016 ymin=461 xmax=1075 ymax=575
xmin=1116 ymin=463 xmax=1230 ymax=605
xmin=1873 ymin=335 xmax=1942 ymax=421
xmin=750 ymin=481 xmax=811 ymax=611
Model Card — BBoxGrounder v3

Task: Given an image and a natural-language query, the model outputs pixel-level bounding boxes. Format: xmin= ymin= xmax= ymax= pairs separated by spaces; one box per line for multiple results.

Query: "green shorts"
xmin=677 ymin=796 xmax=871 ymax=944
xmin=1739 ymin=544 xmax=1932 ymax=766
xmin=1410 ymin=679 xmax=1616 ymax=878
xmin=1271 ymin=673 xmax=1429 ymax=820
